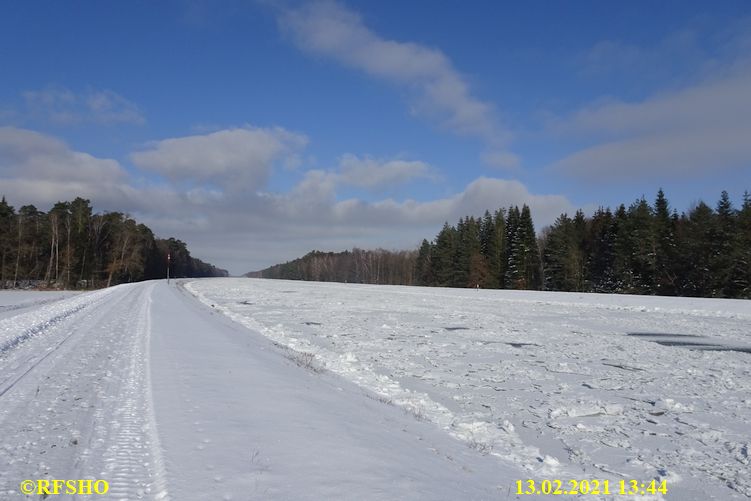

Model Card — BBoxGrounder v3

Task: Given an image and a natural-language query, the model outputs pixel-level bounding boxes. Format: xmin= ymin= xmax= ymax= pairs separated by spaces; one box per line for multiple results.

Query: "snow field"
xmin=187 ymin=278 xmax=751 ymax=501
xmin=152 ymin=282 xmax=525 ymax=500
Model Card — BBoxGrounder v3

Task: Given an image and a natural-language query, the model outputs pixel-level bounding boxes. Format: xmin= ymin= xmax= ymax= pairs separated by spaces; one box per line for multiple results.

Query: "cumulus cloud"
xmin=22 ymin=86 xmax=145 ymax=125
xmin=258 ymin=173 xmax=574 ymax=237
xmin=130 ymin=126 xmax=309 ymax=191
xmin=0 ymin=126 xmax=575 ymax=275
xmin=0 ymin=126 xmax=128 ymax=205
xmin=276 ymin=0 xmax=514 ymax=164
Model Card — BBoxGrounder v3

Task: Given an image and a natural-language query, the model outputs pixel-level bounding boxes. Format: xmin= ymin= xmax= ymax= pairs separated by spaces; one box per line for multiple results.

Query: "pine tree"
xmin=587 ymin=208 xmax=617 ymax=292
xmin=730 ymin=191 xmax=751 ymax=298
xmin=683 ymin=202 xmax=715 ymax=296
xmin=432 ymin=222 xmax=456 ymax=287
xmin=452 ymin=217 xmax=471 ymax=287
xmin=711 ymin=191 xmax=736 ymax=297
xmin=503 ymin=206 xmax=520 ymax=288
xmin=542 ymin=213 xmax=573 ymax=291
xmin=415 ymin=239 xmax=434 ymax=286
xmin=17 ymin=205 xmax=46 ymax=281
xmin=506 ymin=205 xmax=541 ymax=289
xmin=458 ymin=216 xmax=482 ymax=287
xmin=479 ymin=209 xmax=504 ymax=288
xmin=0 ymin=197 xmax=17 ymax=288
xmin=571 ymin=210 xmax=588 ymax=291
xmin=653 ymin=189 xmax=678 ymax=295
xmin=611 ymin=204 xmax=633 ymax=292
xmin=625 ymin=198 xmax=656 ymax=294
xmin=69 ymin=197 xmax=93 ymax=287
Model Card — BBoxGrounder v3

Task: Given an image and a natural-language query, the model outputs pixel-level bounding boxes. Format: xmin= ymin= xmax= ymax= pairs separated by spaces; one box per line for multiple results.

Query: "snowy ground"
xmin=1 ymin=279 xmax=747 ymax=500
xmin=2 ymin=280 xmax=535 ymax=500
xmin=0 ymin=283 xmax=168 ymax=499
xmin=187 ymin=278 xmax=751 ymax=501
xmin=0 ymin=290 xmax=80 ymax=321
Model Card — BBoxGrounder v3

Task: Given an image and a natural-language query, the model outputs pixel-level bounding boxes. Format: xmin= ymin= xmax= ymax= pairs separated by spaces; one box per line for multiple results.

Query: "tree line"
xmin=419 ymin=189 xmax=750 ymax=298
xmin=247 ymin=248 xmax=418 ymax=285
xmin=252 ymin=189 xmax=751 ymax=299
xmin=538 ymin=190 xmax=750 ymax=298
xmin=0 ymin=196 xmax=227 ymax=289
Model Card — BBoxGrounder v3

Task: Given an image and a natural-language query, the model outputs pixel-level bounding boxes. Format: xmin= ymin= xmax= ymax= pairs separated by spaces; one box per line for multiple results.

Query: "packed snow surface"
xmin=2 ymin=281 xmax=532 ymax=500
xmin=187 ymin=278 xmax=751 ymax=500
xmin=0 ymin=290 xmax=80 ymax=321
xmin=0 ymin=283 xmax=168 ymax=499
xmin=2 ymin=278 xmax=748 ymax=500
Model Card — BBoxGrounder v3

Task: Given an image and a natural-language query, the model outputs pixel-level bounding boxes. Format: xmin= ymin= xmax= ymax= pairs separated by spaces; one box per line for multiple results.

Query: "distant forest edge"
xmin=0 ymin=197 xmax=228 ymax=289
xmin=247 ymin=189 xmax=751 ymax=299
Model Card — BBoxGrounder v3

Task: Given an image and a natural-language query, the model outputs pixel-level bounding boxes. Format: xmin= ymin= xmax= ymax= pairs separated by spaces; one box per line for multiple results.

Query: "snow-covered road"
xmin=0 ymin=282 xmax=167 ymax=499
xmin=1 ymin=281 xmax=534 ymax=500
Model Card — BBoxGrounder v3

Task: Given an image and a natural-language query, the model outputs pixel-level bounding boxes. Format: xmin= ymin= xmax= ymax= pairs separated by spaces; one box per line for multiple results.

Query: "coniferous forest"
xmin=252 ymin=190 xmax=751 ymax=299
xmin=0 ymin=197 xmax=227 ymax=289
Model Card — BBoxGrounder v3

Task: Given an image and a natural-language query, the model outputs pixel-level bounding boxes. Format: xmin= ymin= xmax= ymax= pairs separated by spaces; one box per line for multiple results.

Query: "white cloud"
xmin=0 ymin=126 xmax=217 ymax=218
xmin=564 ymin=71 xmax=751 ymax=137
xmin=553 ymin=127 xmax=751 ymax=181
xmin=0 ymin=126 xmax=575 ymax=275
xmin=259 ymin=174 xmax=573 ymax=238
xmin=336 ymin=154 xmax=434 ymax=190
xmin=22 ymin=86 xmax=145 ymax=125
xmin=547 ymin=16 xmax=751 ymax=182
xmin=276 ymin=1 xmax=513 ymax=157
xmin=0 ymin=126 xmax=126 ymax=195
xmin=130 ymin=126 xmax=309 ymax=191
xmin=552 ymin=48 xmax=751 ymax=180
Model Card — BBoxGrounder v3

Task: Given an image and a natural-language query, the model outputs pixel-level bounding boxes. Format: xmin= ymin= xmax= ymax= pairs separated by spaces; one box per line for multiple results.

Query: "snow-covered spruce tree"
xmin=505 ymin=205 xmax=541 ymax=290
xmin=587 ymin=207 xmax=617 ymax=292
xmin=682 ymin=201 xmax=715 ymax=297
xmin=503 ymin=206 xmax=521 ymax=288
xmin=625 ymin=197 xmax=657 ymax=294
xmin=711 ymin=191 xmax=737 ymax=297
xmin=653 ymin=189 xmax=678 ymax=295
xmin=454 ymin=216 xmax=482 ymax=287
xmin=415 ymin=239 xmax=434 ymax=286
xmin=541 ymin=213 xmax=572 ymax=291
xmin=479 ymin=209 xmax=505 ymax=289
xmin=730 ymin=191 xmax=751 ymax=298
xmin=432 ymin=222 xmax=457 ymax=287
xmin=571 ymin=210 xmax=588 ymax=291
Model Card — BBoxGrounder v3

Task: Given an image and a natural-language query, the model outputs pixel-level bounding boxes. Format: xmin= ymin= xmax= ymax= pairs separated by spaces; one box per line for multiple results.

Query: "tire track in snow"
xmin=84 ymin=282 xmax=169 ymax=501
xmin=0 ymin=288 xmax=117 ymax=398
xmin=0 ymin=293 xmax=77 ymax=319
xmin=97 ymin=284 xmax=169 ymax=500
xmin=0 ymin=282 xmax=169 ymax=500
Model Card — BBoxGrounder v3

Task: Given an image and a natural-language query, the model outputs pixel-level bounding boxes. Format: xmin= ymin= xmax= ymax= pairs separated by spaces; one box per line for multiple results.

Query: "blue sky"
xmin=1 ymin=0 xmax=750 ymax=274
